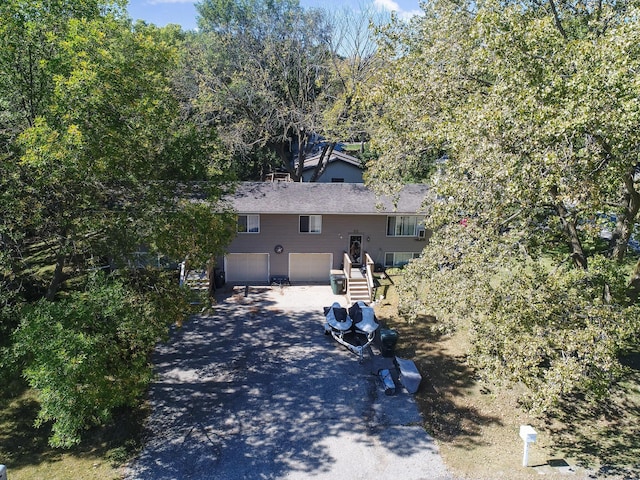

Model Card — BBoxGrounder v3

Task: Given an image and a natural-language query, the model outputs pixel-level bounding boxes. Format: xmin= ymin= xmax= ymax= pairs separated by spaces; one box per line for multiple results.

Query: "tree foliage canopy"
xmin=190 ymin=0 xmax=387 ymax=181
xmin=12 ymin=271 xmax=191 ymax=447
xmin=1 ymin=0 xmax=234 ymax=446
xmin=1 ymin=0 xmax=233 ymax=299
xmin=368 ymin=0 xmax=640 ymax=411
xmin=192 ymin=0 xmax=334 ymax=179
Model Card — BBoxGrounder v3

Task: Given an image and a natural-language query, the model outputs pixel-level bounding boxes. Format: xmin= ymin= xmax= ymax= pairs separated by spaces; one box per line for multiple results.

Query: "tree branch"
xmin=548 ymin=0 xmax=569 ymax=40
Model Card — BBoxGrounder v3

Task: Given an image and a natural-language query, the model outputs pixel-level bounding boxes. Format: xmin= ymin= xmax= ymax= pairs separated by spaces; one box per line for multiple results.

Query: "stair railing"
xmin=364 ymin=253 xmax=375 ymax=301
xmin=343 ymin=252 xmax=352 ymax=279
xmin=179 ymin=261 xmax=186 ymax=287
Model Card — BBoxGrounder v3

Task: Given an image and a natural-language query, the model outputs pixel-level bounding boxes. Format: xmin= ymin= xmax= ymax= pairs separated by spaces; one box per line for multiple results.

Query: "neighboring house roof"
xmin=229 ymin=182 xmax=429 ymax=215
xmin=299 ymin=150 xmax=363 ymax=171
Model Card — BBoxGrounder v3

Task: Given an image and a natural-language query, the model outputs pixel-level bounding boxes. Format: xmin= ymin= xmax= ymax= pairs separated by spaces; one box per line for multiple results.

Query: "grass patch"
xmin=341 ymin=142 xmax=366 ymax=152
xmin=545 ymin=371 xmax=640 ymax=479
xmin=0 ymin=377 xmax=148 ymax=480
xmin=372 ymin=270 xmax=640 ymax=479
xmin=2 ymin=239 xmax=181 ymax=480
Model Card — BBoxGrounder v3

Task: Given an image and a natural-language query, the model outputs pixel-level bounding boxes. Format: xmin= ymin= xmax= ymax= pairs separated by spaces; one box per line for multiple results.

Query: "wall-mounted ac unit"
xmin=416 ymin=228 xmax=426 ymax=240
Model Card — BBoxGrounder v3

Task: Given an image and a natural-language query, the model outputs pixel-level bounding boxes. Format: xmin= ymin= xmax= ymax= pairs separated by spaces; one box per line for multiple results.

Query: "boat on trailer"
xmin=323 ymin=301 xmax=379 ymax=361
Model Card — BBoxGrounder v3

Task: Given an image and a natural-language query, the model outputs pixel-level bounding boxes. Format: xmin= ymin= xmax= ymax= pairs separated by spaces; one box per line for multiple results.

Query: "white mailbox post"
xmin=519 ymin=425 xmax=537 ymax=467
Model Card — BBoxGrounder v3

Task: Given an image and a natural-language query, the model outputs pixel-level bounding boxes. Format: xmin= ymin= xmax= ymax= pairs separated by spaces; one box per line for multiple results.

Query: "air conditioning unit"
xmin=416 ymin=228 xmax=426 ymax=240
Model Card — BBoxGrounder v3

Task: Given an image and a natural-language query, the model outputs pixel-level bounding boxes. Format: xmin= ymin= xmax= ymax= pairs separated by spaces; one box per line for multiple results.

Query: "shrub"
xmin=12 ymin=271 xmax=181 ymax=447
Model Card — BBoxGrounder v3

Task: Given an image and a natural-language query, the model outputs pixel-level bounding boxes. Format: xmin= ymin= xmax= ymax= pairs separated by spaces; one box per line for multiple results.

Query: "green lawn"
xmin=1 ymin=241 xmax=149 ymax=480
xmin=372 ymin=268 xmax=640 ymax=480
xmin=0 ymin=378 xmax=146 ymax=480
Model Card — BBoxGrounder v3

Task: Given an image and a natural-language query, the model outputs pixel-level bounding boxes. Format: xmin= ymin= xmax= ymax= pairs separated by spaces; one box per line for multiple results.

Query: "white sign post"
xmin=519 ymin=425 xmax=537 ymax=467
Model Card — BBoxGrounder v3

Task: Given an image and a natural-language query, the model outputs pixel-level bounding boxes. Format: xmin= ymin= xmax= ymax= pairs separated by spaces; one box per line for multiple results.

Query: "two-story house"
xmin=217 ymin=182 xmax=429 ymax=301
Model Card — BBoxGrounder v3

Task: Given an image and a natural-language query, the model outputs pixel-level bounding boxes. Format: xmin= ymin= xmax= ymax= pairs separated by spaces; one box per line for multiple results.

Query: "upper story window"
xmin=387 ymin=215 xmax=421 ymax=237
xmin=237 ymin=214 xmax=260 ymax=233
xmin=299 ymin=215 xmax=322 ymax=233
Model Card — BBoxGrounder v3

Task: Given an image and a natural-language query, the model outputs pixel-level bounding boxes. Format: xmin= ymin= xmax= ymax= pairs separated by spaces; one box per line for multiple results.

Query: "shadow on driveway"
xmin=124 ymin=286 xmax=455 ymax=479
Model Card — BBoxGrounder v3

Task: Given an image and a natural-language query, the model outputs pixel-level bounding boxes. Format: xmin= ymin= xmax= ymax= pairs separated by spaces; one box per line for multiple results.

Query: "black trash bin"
xmin=379 ymin=328 xmax=399 ymax=357
xmin=330 ymin=273 xmax=346 ymax=294
xmin=214 ymin=268 xmax=225 ymax=289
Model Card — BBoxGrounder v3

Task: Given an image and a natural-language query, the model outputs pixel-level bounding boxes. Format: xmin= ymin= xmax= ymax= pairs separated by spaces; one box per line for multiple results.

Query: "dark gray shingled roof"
xmin=229 ymin=182 xmax=429 ymax=215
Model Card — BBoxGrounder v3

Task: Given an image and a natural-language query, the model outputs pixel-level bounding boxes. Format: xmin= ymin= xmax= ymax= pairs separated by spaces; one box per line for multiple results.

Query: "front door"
xmin=349 ymin=235 xmax=363 ymax=266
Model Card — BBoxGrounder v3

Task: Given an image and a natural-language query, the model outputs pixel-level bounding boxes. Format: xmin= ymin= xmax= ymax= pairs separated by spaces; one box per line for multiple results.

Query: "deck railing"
xmin=179 ymin=261 xmax=186 ymax=287
xmin=342 ymin=252 xmax=375 ymax=303
xmin=343 ymin=252 xmax=352 ymax=278
xmin=364 ymin=253 xmax=374 ymax=301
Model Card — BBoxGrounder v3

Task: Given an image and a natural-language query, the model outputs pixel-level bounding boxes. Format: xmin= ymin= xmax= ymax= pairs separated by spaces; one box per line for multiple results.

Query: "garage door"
xmin=225 ymin=253 xmax=269 ymax=283
xmin=289 ymin=253 xmax=332 ymax=283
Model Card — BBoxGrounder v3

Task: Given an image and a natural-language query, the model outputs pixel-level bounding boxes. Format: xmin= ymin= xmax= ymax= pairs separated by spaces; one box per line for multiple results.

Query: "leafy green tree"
xmin=1 ymin=1 xmax=235 ymax=446
xmin=2 ymin=3 xmax=232 ymax=299
xmin=153 ymin=198 xmax=236 ymax=279
xmin=398 ymin=227 xmax=640 ymax=412
xmin=370 ymin=0 xmax=640 ymax=412
xmin=0 ymin=0 xmax=122 ymax=134
xmin=0 ymin=0 xmax=127 ymax=298
xmin=12 ymin=271 xmax=189 ymax=447
xmin=191 ymin=0 xmax=337 ymax=180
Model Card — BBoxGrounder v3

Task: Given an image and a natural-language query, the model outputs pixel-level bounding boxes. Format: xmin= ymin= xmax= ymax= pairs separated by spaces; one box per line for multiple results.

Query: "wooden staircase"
xmin=343 ymin=254 xmax=374 ymax=304
xmin=348 ymin=277 xmax=370 ymax=303
xmin=180 ymin=263 xmax=210 ymax=304
xmin=184 ymin=272 xmax=210 ymax=292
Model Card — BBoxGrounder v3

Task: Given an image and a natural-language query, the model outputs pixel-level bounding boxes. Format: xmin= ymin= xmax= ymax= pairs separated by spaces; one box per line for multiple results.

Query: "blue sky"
xmin=126 ymin=0 xmax=422 ymax=31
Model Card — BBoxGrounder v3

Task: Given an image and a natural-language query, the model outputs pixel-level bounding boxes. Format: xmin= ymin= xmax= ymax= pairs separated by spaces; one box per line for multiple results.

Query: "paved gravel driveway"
xmin=124 ymin=286 xmax=455 ymax=480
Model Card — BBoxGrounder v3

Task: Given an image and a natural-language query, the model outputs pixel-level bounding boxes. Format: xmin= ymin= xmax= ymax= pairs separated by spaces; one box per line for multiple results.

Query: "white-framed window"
xmin=237 ymin=214 xmax=260 ymax=233
xmin=387 ymin=215 xmax=422 ymax=237
xmin=384 ymin=252 xmax=420 ymax=268
xmin=299 ymin=215 xmax=322 ymax=233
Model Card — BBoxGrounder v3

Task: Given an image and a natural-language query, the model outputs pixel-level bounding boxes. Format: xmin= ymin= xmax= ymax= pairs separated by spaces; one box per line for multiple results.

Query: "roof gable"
xmin=299 ymin=151 xmax=363 ymax=171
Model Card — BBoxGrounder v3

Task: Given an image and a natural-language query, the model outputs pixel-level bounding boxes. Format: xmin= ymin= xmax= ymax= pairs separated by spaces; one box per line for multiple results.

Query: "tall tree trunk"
xmin=309 ymin=142 xmax=336 ymax=182
xmin=46 ymin=252 xmax=66 ymax=301
xmin=551 ymin=186 xmax=588 ymax=270
xmin=610 ymin=168 xmax=640 ymax=262
xmin=270 ymin=141 xmax=300 ymax=181
xmin=294 ymin=129 xmax=310 ymax=181
xmin=628 ymin=258 xmax=640 ymax=305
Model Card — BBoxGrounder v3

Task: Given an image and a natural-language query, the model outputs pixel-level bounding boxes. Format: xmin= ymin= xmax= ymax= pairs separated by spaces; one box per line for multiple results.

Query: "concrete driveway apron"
xmin=124 ymin=286 xmax=456 ymax=480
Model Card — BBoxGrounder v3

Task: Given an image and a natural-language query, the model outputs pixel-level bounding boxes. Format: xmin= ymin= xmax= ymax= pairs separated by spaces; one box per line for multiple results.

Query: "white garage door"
xmin=225 ymin=253 xmax=269 ymax=283
xmin=289 ymin=253 xmax=332 ymax=283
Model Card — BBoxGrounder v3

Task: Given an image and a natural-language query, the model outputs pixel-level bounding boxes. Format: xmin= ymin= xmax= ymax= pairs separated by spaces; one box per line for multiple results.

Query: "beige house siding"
xmin=221 ymin=214 xmax=429 ymax=282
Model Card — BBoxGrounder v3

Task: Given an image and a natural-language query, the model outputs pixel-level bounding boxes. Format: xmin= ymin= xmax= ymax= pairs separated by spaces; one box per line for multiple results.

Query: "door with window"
xmin=349 ymin=234 xmax=363 ymax=265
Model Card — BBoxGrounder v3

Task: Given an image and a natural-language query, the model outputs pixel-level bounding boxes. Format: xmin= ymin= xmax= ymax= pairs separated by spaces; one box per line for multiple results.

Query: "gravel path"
xmin=123 ymin=286 xmax=456 ymax=480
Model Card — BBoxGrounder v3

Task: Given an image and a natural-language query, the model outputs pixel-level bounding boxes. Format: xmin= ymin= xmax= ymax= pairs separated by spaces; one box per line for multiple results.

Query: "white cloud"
xmin=374 ymin=0 xmax=401 ymax=10
xmin=373 ymin=0 xmax=422 ymax=19
xmin=400 ymin=8 xmax=423 ymax=19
